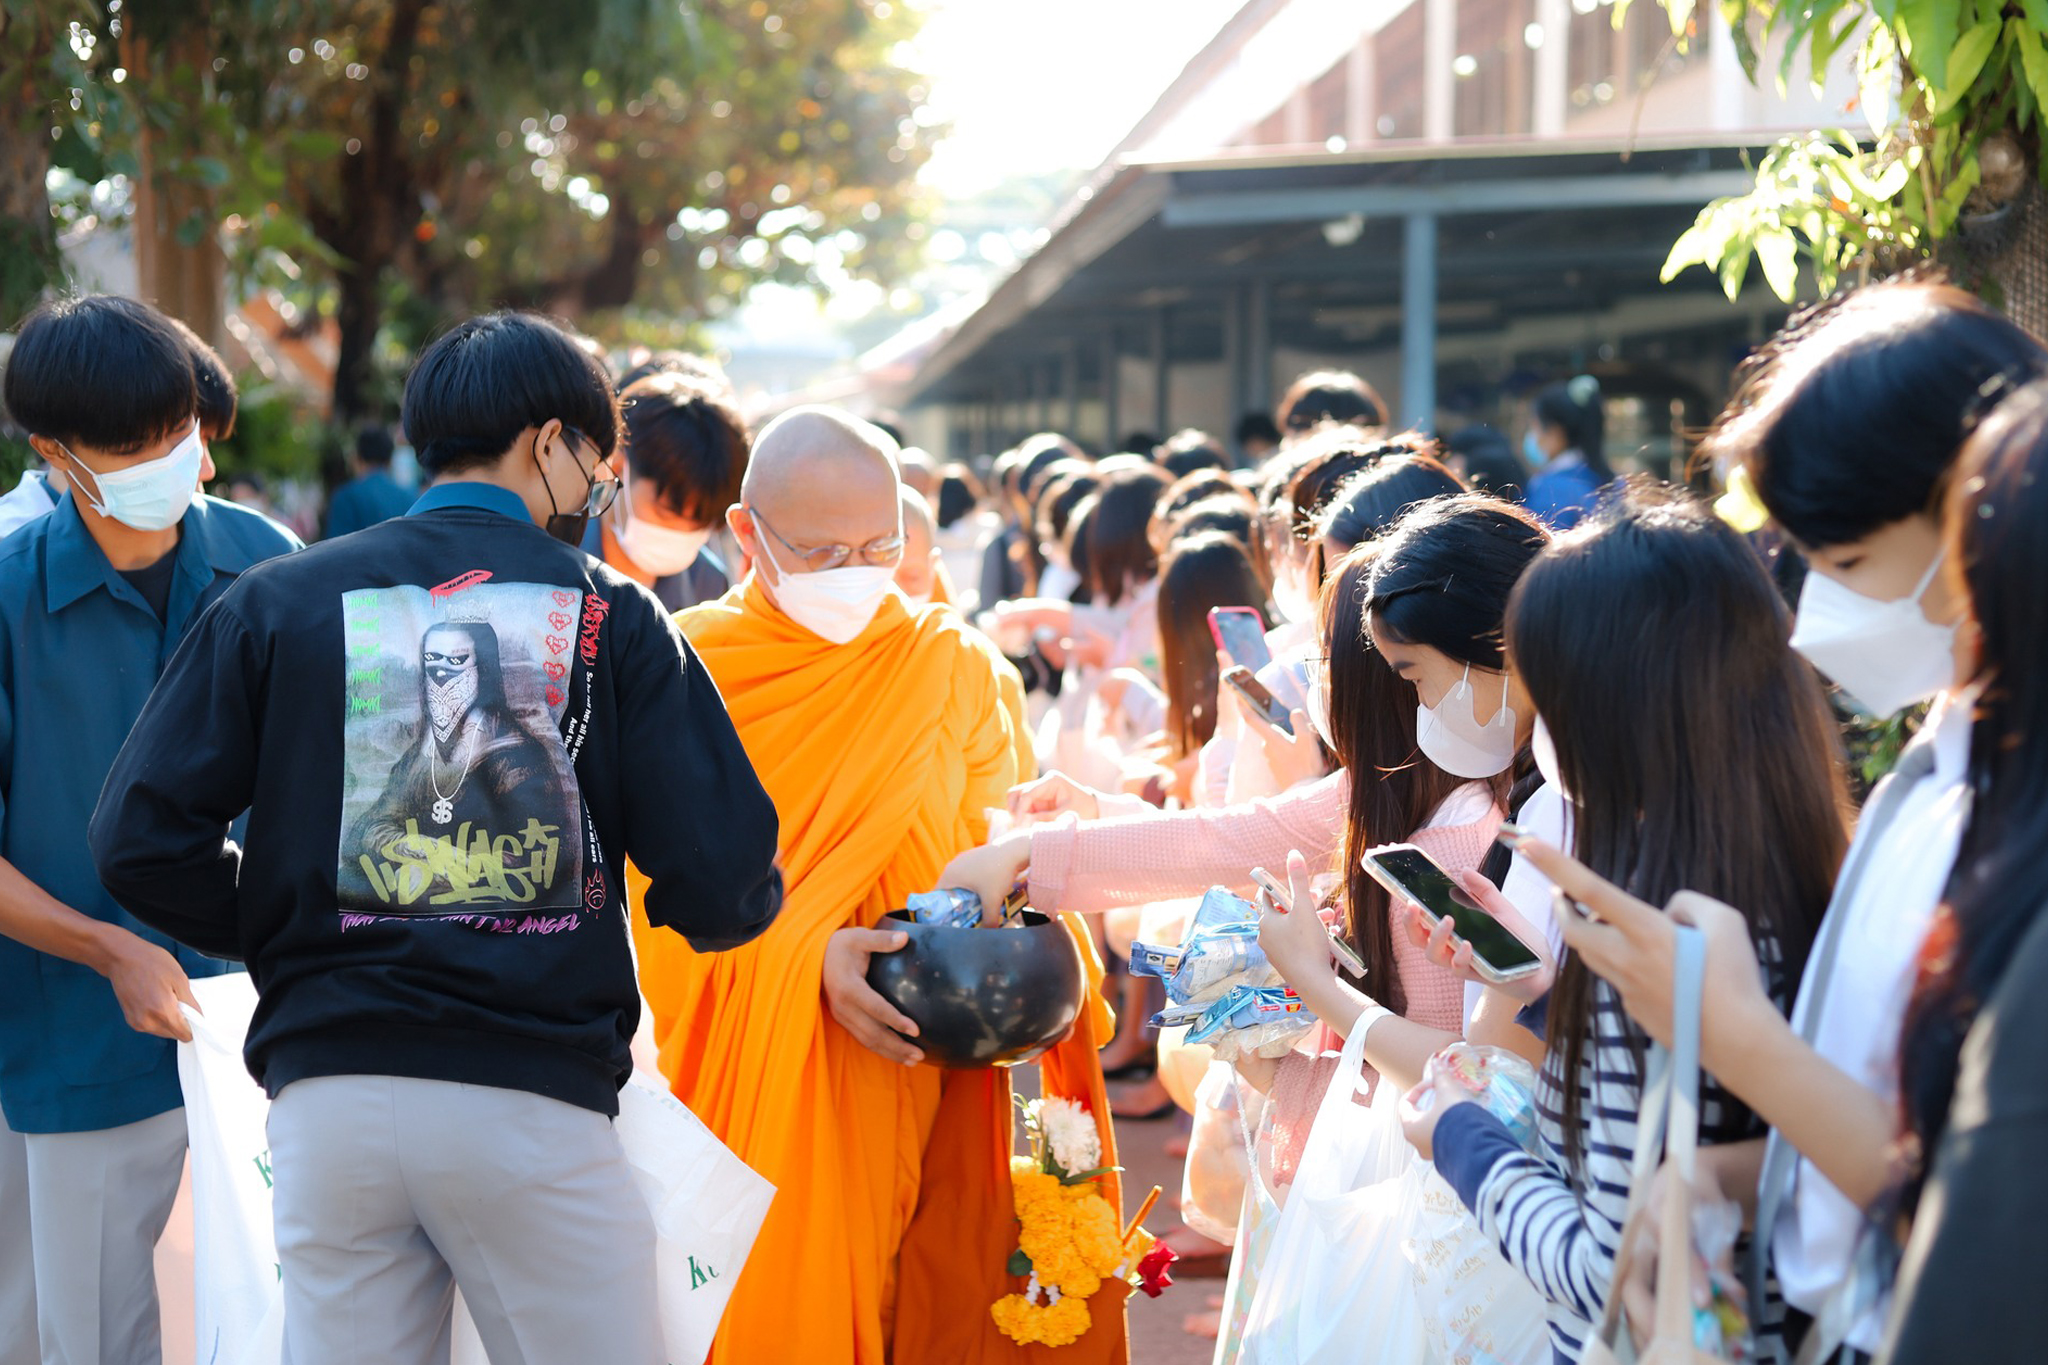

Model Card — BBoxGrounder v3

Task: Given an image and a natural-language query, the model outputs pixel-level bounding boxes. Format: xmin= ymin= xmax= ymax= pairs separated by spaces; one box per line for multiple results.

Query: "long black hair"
xmin=1364 ymin=493 xmax=1551 ymax=673
xmin=1508 ymin=484 xmax=1847 ymax=1168
xmin=1899 ymin=380 xmax=2048 ymax=1213
xmin=1318 ymin=453 xmax=1470 ymax=1012
xmin=1532 ymin=376 xmax=1611 ymax=480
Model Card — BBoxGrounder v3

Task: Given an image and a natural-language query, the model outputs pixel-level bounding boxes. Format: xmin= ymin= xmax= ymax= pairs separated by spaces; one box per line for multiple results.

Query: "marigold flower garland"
xmin=990 ymin=1097 xmax=1176 ymax=1347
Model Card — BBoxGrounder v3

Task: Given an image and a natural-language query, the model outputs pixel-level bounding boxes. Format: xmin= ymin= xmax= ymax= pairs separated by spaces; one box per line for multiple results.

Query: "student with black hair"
xmin=581 ymin=369 xmax=747 ymax=610
xmin=1234 ymin=410 xmax=1282 ymax=464
xmin=1496 ymin=281 xmax=2048 ymax=1365
xmin=89 ymin=311 xmax=783 ymax=1364
xmin=1883 ymin=379 xmax=2048 ymax=1361
xmin=0 ymin=293 xmax=300 ymax=1365
xmin=1405 ymin=488 xmax=1846 ymax=1364
xmin=324 ymin=424 xmax=413 ymax=538
xmin=1276 ymin=368 xmax=1386 ymax=433
xmin=1523 ymin=375 xmax=1612 ymax=527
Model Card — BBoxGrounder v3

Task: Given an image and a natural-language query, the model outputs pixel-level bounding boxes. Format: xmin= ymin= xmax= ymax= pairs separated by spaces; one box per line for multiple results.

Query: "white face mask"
xmin=613 ymin=484 xmax=710 ymax=576
xmin=1789 ymin=550 xmax=1956 ymax=718
xmin=1415 ymin=665 xmax=1519 ymax=779
xmin=1530 ymin=713 xmax=1569 ymax=799
xmin=1272 ymin=562 xmax=1317 ymax=626
xmin=756 ymin=534 xmax=897 ymax=644
xmin=65 ymin=423 xmax=204 ymax=532
xmin=1304 ymin=672 xmax=1334 ymax=749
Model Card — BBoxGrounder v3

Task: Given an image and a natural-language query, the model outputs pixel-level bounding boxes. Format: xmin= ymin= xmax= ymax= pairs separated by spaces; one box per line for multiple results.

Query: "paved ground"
xmin=1114 ymin=1100 xmax=1222 ymax=1365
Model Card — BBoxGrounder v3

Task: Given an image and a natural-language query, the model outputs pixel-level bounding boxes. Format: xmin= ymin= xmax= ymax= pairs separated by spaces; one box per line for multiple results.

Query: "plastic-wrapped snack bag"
xmin=904 ymin=888 xmax=985 ymax=929
xmin=1398 ymin=1042 xmax=1543 ymax=1154
xmin=1691 ymin=1197 xmax=1757 ymax=1361
xmin=1174 ymin=922 xmax=1280 ymax=1000
xmin=1187 ymin=886 xmax=1258 ymax=937
xmin=1184 ymin=985 xmax=1316 ymax=1063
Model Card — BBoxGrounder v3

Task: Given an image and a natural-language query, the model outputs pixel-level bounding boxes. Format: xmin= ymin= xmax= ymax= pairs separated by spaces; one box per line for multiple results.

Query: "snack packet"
xmin=1181 ymin=985 xmax=1316 ymax=1062
xmin=904 ymin=888 xmax=984 ymax=929
xmin=1398 ymin=1042 xmax=1543 ymax=1153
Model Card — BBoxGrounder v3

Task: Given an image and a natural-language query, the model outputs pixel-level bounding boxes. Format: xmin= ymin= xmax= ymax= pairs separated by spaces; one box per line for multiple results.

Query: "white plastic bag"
xmin=1237 ymin=1020 xmax=1429 ymax=1365
xmin=1404 ymin=1166 xmax=1550 ymax=1365
xmin=174 ymin=972 xmax=276 ymax=1365
xmin=1181 ymin=1061 xmax=1250 ymax=1245
xmin=179 ymin=974 xmax=773 ymax=1365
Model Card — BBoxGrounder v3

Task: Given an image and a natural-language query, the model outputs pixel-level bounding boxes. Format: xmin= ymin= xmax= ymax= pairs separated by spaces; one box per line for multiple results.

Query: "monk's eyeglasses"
xmin=748 ymin=505 xmax=904 ymax=572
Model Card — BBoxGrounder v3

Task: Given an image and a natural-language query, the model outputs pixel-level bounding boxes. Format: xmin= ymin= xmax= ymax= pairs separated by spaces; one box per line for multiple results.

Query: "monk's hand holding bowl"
xmin=824 ymin=927 xmax=925 ymax=1066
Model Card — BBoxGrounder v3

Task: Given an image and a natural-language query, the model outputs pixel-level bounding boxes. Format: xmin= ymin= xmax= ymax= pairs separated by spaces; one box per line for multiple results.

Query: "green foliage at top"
xmin=1644 ymin=0 xmax=2048 ymax=300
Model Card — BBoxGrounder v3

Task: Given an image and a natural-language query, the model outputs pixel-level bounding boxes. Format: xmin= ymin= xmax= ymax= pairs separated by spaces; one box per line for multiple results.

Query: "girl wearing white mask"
xmin=588 ymin=371 xmax=746 ymax=611
xmin=1403 ymin=488 xmax=1847 ymax=1365
xmin=1469 ymin=283 xmax=2048 ymax=1365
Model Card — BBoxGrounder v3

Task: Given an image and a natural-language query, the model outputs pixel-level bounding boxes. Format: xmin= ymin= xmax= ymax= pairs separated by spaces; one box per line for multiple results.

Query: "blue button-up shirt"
xmin=325 ymin=467 xmax=415 ymax=539
xmin=0 ymin=493 xmax=301 ymax=1132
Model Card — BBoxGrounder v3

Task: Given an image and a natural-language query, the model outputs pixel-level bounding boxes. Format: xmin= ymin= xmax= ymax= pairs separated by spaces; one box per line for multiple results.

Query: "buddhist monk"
xmin=894 ymin=484 xmax=956 ymax=608
xmin=632 ymin=407 xmax=1125 ymax=1364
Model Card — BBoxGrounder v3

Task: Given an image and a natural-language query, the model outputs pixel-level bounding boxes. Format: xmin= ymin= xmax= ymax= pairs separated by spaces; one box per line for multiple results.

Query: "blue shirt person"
xmin=324 ymin=425 xmax=415 ymax=538
xmin=0 ymin=493 xmax=301 ymax=1131
xmin=0 ymin=293 xmax=300 ymax=1365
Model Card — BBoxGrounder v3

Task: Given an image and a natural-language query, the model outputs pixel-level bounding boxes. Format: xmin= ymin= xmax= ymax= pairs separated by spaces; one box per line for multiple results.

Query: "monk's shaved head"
xmin=894 ymin=486 xmax=942 ymax=601
xmin=731 ymin=405 xmax=904 ymax=590
xmin=742 ymin=407 xmax=900 ymax=514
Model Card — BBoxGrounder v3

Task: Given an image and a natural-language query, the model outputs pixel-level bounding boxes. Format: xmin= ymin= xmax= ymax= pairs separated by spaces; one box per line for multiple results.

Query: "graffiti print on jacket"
xmin=337 ymin=582 xmax=587 ymax=918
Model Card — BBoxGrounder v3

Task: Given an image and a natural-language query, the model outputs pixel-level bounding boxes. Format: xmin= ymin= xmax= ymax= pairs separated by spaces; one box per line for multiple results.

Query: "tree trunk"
xmin=324 ymin=0 xmax=428 ymax=423
xmin=123 ymin=25 xmax=227 ymax=346
xmin=0 ymin=22 xmax=62 ymax=325
xmin=331 ymin=252 xmax=383 ymax=425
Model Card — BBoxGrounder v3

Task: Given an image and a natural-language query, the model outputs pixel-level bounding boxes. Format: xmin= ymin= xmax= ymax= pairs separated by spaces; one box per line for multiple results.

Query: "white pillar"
xmin=1347 ymin=38 xmax=1375 ymax=144
xmin=1424 ymin=0 xmax=1457 ymax=141
xmin=1534 ymin=0 xmax=1569 ymax=137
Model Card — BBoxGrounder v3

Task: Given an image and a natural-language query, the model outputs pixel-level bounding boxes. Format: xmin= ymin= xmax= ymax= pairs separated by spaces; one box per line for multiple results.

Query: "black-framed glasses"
xmin=748 ymin=504 xmax=903 ymax=572
xmin=563 ymin=427 xmax=620 ymax=520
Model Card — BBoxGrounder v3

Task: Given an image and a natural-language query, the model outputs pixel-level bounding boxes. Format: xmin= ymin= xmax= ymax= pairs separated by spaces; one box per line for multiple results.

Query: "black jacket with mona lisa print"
xmin=90 ymin=482 xmax=783 ymax=1116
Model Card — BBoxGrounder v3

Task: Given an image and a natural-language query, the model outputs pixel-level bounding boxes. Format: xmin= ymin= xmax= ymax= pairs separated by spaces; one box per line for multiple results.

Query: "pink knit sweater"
xmin=1026 ymin=771 xmax=1351 ymax=914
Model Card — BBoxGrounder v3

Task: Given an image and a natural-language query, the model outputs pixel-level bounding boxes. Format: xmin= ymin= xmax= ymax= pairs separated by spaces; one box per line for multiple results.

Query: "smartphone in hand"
xmin=1360 ymin=843 xmax=1542 ymax=985
xmin=1223 ymin=665 xmax=1293 ymax=736
xmin=1208 ymin=606 xmax=1272 ymax=672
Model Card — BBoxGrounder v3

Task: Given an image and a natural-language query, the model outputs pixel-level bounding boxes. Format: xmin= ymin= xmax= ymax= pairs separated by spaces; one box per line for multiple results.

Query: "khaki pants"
xmin=267 ymin=1075 xmax=659 ymax=1365
xmin=11 ymin=1108 xmax=186 ymax=1365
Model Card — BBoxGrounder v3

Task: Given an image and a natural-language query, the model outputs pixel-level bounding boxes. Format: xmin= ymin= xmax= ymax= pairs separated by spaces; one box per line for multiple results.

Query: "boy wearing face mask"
xmin=583 ymin=368 xmax=745 ymax=611
xmin=0 ymin=295 xmax=301 ymax=1364
xmin=88 ymin=312 xmax=783 ymax=1364
xmin=629 ymin=406 xmax=1124 ymax=1365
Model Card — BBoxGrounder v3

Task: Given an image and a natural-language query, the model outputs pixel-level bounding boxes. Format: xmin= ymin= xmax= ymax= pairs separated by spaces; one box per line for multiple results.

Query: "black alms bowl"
xmin=864 ymin=909 xmax=1086 ymax=1068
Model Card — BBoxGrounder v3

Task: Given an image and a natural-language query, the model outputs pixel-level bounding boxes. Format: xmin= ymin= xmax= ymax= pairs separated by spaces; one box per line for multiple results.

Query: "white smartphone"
xmin=1250 ymin=866 xmax=1368 ymax=980
xmin=1360 ymin=843 xmax=1543 ymax=985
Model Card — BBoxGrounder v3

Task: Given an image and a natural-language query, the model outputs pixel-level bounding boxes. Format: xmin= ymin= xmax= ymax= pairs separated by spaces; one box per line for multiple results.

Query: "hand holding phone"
xmin=1362 ymin=844 xmax=1545 ymax=986
xmin=1251 ymin=865 xmax=1367 ymax=980
xmin=1208 ymin=606 xmax=1272 ymax=672
xmin=1224 ymin=666 xmax=1293 ymax=736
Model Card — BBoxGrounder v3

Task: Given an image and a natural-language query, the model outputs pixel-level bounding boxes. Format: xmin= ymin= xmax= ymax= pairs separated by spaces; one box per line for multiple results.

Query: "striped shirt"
xmin=1436 ymin=979 xmax=1773 ymax=1363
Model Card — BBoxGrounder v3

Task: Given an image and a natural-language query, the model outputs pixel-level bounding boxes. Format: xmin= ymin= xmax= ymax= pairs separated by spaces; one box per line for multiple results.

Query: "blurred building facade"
xmin=883 ymin=0 xmax=1860 ymax=474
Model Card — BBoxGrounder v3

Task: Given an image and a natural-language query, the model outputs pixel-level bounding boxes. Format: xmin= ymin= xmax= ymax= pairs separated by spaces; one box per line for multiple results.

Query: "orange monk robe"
xmin=631 ymin=583 xmax=1123 ymax=1365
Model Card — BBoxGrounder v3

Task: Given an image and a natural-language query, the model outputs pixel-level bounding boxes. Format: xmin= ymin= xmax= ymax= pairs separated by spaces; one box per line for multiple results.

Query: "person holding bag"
xmin=1454 ymin=282 xmax=2047 ymax=1365
xmin=1402 ymin=488 xmax=1848 ymax=1364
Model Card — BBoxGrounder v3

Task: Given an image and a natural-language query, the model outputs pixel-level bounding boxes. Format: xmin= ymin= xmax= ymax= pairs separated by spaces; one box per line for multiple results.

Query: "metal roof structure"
xmin=889 ymin=136 xmax=1784 ymax=457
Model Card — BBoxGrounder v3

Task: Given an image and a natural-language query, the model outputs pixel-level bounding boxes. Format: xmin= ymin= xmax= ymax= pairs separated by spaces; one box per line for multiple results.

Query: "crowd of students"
xmin=0 ymin=274 xmax=2042 ymax=1365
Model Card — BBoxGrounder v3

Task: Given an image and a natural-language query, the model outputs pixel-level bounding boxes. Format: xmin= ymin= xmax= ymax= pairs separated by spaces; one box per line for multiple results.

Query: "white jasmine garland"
xmin=1040 ymin=1097 xmax=1101 ymax=1177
